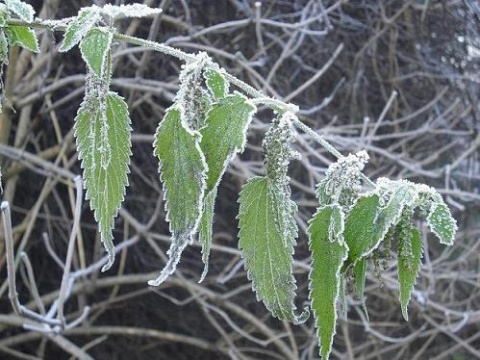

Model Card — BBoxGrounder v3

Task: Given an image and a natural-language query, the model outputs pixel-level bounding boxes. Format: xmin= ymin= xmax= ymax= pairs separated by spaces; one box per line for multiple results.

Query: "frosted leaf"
xmin=427 ymin=195 xmax=457 ymax=245
xmin=80 ymin=27 xmax=113 ymax=79
xmin=4 ymin=25 xmax=39 ymax=52
xmin=176 ymin=52 xmax=212 ymax=130
xmin=75 ymin=92 xmax=132 ymax=271
xmin=377 ymin=178 xmax=457 ymax=246
xmin=397 ymin=225 xmax=423 ymax=320
xmin=59 ymin=6 xmax=101 ymax=52
xmin=198 ymin=94 xmax=255 ymax=278
xmin=353 ymin=258 xmax=368 ymax=320
xmin=101 ymin=4 xmax=162 ymax=19
xmin=263 ymin=112 xmax=297 ymax=187
xmin=198 ymin=189 xmax=216 ymax=282
xmin=238 ymin=176 xmax=309 ymax=323
xmin=344 ymin=180 xmax=418 ymax=266
xmin=308 ymin=204 xmax=348 ymax=360
xmin=0 ymin=30 xmax=8 ymax=65
xmin=203 ymin=67 xmax=229 ymax=99
xmin=4 ymin=0 xmax=34 ymax=22
xmin=200 ymin=94 xmax=256 ymax=191
xmin=319 ymin=151 xmax=369 ymax=207
xmin=0 ymin=6 xmax=6 ymax=27
xmin=149 ymin=106 xmax=207 ymax=286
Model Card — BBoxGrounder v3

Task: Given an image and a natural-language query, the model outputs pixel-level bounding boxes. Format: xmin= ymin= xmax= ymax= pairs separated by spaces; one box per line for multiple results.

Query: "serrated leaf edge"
xmin=308 ymin=204 xmax=348 ymax=360
xmin=149 ymin=105 xmax=208 ymax=286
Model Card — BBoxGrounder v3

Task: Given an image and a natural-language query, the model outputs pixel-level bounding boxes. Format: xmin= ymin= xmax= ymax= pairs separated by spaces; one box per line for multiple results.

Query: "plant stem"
xmin=6 ymin=18 xmax=374 ymax=182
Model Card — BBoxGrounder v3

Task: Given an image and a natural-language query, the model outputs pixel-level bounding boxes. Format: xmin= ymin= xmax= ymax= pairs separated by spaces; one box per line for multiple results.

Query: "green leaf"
xmin=398 ymin=226 xmax=422 ymax=321
xmin=196 ymin=95 xmax=255 ymax=278
xmin=4 ymin=25 xmax=39 ymax=52
xmin=0 ymin=30 xmax=8 ymax=64
xmin=427 ymin=198 xmax=457 ymax=245
xmin=308 ymin=204 xmax=348 ymax=360
xmin=4 ymin=0 xmax=34 ymax=22
xmin=199 ymin=189 xmax=216 ymax=282
xmin=80 ymin=27 xmax=113 ymax=79
xmin=0 ymin=8 xmax=7 ymax=27
xmin=204 ymin=68 xmax=229 ymax=99
xmin=200 ymin=94 xmax=256 ymax=192
xmin=149 ymin=106 xmax=207 ymax=286
xmin=59 ymin=7 xmax=101 ymax=52
xmin=238 ymin=176 xmax=308 ymax=323
xmin=75 ymin=92 xmax=131 ymax=272
xmin=344 ymin=194 xmax=380 ymax=264
xmin=345 ymin=182 xmax=418 ymax=265
xmin=353 ymin=257 xmax=368 ymax=319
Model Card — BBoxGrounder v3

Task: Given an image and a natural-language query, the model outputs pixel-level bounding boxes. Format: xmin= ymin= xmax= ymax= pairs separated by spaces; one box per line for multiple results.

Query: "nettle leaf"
xmin=75 ymin=92 xmax=131 ymax=272
xmin=0 ymin=7 xmax=7 ymax=27
xmin=101 ymin=4 xmax=162 ymax=19
xmin=308 ymin=204 xmax=348 ymax=360
xmin=200 ymin=95 xmax=255 ymax=191
xmin=59 ymin=6 xmax=101 ymax=52
xmin=197 ymin=94 xmax=255 ymax=276
xmin=238 ymin=176 xmax=308 ymax=323
xmin=4 ymin=0 xmax=34 ymax=22
xmin=5 ymin=25 xmax=39 ymax=52
xmin=80 ymin=27 xmax=113 ymax=79
xmin=344 ymin=194 xmax=380 ymax=265
xmin=204 ymin=68 xmax=229 ymax=100
xmin=353 ymin=257 xmax=368 ymax=319
xmin=427 ymin=196 xmax=457 ymax=245
xmin=198 ymin=188 xmax=216 ymax=282
xmin=0 ymin=30 xmax=8 ymax=64
xmin=149 ymin=106 xmax=207 ymax=286
xmin=398 ymin=226 xmax=423 ymax=320
xmin=345 ymin=182 xmax=418 ymax=265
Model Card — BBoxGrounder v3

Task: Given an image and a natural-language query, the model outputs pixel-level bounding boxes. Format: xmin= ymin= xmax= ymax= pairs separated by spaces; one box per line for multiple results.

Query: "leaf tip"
xmin=293 ymin=306 xmax=310 ymax=325
xmin=101 ymin=252 xmax=115 ymax=272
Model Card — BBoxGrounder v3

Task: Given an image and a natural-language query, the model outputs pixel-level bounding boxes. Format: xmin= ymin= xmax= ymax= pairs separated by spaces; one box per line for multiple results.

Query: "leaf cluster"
xmin=0 ymin=2 xmax=459 ymax=359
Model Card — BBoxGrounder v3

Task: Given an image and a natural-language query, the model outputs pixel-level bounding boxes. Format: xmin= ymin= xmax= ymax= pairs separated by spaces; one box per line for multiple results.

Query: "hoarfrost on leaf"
xmin=75 ymin=91 xmax=132 ymax=272
xmin=308 ymin=204 xmax=348 ymax=360
xmin=397 ymin=225 xmax=423 ymax=320
xmin=101 ymin=4 xmax=162 ymax=19
xmin=238 ymin=176 xmax=308 ymax=324
xmin=4 ymin=0 xmax=34 ymax=22
xmin=149 ymin=106 xmax=207 ymax=286
xmin=427 ymin=195 xmax=457 ymax=245
xmin=80 ymin=27 xmax=113 ymax=79
xmin=263 ymin=112 xmax=297 ymax=187
xmin=5 ymin=25 xmax=39 ymax=52
xmin=320 ymin=151 xmax=369 ymax=207
xmin=198 ymin=94 xmax=255 ymax=279
xmin=59 ymin=6 xmax=101 ymax=52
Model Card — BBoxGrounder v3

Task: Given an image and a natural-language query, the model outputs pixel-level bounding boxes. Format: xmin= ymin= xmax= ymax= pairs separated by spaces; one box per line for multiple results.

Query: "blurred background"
xmin=0 ymin=0 xmax=479 ymax=359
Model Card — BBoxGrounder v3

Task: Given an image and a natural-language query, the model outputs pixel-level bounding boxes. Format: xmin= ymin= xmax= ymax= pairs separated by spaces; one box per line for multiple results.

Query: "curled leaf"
xmin=149 ymin=106 xmax=207 ymax=286
xmin=198 ymin=94 xmax=255 ymax=278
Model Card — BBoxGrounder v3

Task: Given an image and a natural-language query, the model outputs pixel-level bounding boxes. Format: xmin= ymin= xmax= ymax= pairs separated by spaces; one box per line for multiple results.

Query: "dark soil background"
xmin=0 ymin=1 xmax=479 ymax=359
